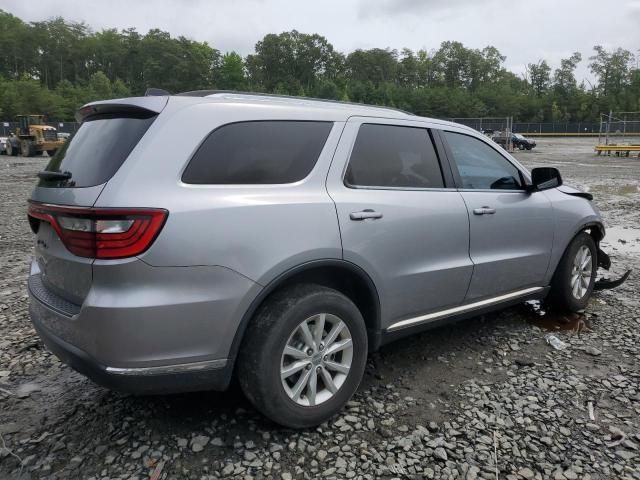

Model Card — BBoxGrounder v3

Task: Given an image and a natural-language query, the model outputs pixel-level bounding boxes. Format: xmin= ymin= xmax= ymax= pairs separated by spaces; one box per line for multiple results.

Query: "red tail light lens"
xmin=27 ymin=202 xmax=168 ymax=259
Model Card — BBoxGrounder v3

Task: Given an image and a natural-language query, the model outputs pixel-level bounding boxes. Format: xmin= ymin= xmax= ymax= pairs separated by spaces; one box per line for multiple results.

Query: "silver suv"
xmin=28 ymin=91 xmax=609 ymax=428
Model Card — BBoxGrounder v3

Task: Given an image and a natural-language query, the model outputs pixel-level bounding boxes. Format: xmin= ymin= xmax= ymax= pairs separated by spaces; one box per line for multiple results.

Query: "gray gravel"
xmin=1 ymin=138 xmax=639 ymax=479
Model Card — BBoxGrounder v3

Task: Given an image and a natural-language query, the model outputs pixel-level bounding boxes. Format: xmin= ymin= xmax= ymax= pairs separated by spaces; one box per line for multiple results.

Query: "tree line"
xmin=0 ymin=10 xmax=638 ymax=122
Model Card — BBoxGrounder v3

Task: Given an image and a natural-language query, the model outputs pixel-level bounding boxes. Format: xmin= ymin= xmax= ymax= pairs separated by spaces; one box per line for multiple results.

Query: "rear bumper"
xmin=30 ymin=308 xmax=233 ymax=394
xmin=28 ymin=258 xmax=262 ymax=394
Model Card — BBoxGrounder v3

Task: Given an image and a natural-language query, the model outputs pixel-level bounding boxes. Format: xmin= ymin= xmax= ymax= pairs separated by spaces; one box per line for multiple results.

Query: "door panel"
xmin=326 ymin=119 xmax=473 ymax=328
xmin=334 ymin=190 xmax=474 ymax=325
xmin=440 ymin=130 xmax=554 ymax=300
xmin=460 ymin=191 xmax=553 ymax=300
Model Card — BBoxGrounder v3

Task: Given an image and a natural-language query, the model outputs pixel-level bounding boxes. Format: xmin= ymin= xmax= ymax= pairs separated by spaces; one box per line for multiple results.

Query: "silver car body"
xmin=28 ymin=93 xmax=603 ymax=393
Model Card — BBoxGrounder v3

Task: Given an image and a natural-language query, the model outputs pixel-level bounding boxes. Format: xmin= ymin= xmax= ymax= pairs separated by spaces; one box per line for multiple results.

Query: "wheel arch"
xmin=228 ymin=259 xmax=382 ymax=372
xmin=581 ymin=221 xmax=605 ymax=243
xmin=549 ymin=220 xmax=605 ymax=282
xmin=570 ymin=220 xmax=605 ymax=250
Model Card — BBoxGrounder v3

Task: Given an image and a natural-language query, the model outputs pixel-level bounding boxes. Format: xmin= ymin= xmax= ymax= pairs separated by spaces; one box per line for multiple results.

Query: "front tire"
xmin=237 ymin=284 xmax=368 ymax=428
xmin=549 ymin=232 xmax=597 ymax=312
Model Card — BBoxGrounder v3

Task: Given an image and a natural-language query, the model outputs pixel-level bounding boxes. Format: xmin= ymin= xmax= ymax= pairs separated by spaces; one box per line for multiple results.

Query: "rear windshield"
xmin=182 ymin=121 xmax=333 ymax=184
xmin=38 ymin=112 xmax=156 ymax=188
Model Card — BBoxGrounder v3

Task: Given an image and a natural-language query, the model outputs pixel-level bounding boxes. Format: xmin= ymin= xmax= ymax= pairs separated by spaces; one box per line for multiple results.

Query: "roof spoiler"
xmin=76 ymin=96 xmax=169 ymax=122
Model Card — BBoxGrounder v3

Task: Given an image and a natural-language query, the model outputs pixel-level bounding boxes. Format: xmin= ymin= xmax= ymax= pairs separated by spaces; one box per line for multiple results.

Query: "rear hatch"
xmin=28 ymin=96 xmax=167 ymax=306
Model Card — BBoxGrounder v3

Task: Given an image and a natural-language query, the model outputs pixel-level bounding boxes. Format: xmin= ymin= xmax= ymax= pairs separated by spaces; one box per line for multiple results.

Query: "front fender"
xmin=543 ymin=188 xmax=604 ymax=284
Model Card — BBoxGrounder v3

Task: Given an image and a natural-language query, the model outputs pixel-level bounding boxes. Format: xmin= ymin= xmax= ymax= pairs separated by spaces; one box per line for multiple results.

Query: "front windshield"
xmin=514 ymin=134 xmax=525 ymax=139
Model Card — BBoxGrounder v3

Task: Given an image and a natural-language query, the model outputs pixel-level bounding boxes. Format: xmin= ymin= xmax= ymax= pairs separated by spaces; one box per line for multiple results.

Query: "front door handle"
xmin=350 ymin=209 xmax=383 ymax=221
xmin=473 ymin=206 xmax=496 ymax=215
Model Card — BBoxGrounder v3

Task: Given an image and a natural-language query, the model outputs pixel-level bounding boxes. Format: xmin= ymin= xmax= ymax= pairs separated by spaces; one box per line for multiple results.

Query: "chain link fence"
xmin=445 ymin=119 xmax=640 ymax=136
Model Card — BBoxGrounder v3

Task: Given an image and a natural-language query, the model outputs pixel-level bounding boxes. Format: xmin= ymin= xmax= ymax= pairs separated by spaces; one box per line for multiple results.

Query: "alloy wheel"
xmin=570 ymin=245 xmax=593 ymax=299
xmin=280 ymin=313 xmax=353 ymax=407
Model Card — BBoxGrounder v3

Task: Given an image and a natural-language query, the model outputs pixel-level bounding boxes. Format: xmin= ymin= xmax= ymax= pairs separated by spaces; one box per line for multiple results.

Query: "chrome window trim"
xmin=456 ymin=188 xmax=527 ymax=194
xmin=346 ymin=185 xmax=458 ymax=193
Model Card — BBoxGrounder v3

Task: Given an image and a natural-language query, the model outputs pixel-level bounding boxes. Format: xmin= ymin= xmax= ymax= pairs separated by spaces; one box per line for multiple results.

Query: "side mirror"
xmin=528 ymin=167 xmax=562 ymax=192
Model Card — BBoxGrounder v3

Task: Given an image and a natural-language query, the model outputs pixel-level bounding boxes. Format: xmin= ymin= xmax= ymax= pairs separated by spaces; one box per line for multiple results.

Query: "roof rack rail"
xmin=145 ymin=88 xmax=171 ymax=96
xmin=175 ymin=89 xmax=414 ymax=116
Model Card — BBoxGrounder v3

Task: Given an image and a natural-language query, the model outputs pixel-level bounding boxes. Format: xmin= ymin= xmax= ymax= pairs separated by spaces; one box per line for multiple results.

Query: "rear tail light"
xmin=27 ymin=202 xmax=168 ymax=259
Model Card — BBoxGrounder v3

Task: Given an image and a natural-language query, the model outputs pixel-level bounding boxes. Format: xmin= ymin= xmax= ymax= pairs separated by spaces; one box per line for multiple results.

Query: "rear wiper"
xmin=37 ymin=170 xmax=72 ymax=180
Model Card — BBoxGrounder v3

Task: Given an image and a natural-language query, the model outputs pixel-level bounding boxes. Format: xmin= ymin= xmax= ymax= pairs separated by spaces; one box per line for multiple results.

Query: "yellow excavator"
xmin=5 ymin=115 xmax=66 ymax=157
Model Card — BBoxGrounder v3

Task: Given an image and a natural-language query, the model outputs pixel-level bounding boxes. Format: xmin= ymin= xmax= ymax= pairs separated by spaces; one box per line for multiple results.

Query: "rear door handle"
xmin=473 ymin=206 xmax=496 ymax=215
xmin=350 ymin=209 xmax=383 ymax=221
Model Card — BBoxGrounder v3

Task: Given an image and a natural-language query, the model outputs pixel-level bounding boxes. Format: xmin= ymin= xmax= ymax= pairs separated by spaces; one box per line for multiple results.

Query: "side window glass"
xmin=345 ymin=124 xmax=444 ymax=189
xmin=182 ymin=121 xmax=332 ymax=184
xmin=443 ymin=131 xmax=523 ymax=190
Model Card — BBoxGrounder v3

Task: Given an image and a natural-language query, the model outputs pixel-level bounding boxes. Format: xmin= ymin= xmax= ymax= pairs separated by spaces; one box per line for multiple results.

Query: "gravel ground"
xmin=1 ymin=138 xmax=639 ymax=480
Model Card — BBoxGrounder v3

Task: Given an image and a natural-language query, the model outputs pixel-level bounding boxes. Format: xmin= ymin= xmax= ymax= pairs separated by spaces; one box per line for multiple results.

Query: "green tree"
xmin=552 ymin=52 xmax=582 ymax=120
xmin=218 ymin=52 xmax=245 ymax=90
xmin=88 ymin=71 xmax=112 ymax=98
xmin=527 ymin=60 xmax=551 ymax=96
xmin=246 ymin=30 xmax=340 ymax=93
xmin=589 ymin=46 xmax=634 ymax=98
xmin=0 ymin=10 xmax=638 ymax=123
xmin=346 ymin=48 xmax=397 ymax=85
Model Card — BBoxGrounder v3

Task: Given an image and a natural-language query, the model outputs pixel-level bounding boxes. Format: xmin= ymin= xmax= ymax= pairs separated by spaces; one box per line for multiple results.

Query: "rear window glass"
xmin=38 ymin=113 xmax=156 ymax=188
xmin=182 ymin=121 xmax=332 ymax=184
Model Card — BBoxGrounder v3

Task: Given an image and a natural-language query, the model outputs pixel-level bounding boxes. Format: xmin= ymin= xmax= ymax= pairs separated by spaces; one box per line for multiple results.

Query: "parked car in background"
xmin=513 ymin=133 xmax=536 ymax=150
xmin=0 ymin=136 xmax=7 ymax=154
xmin=57 ymin=132 xmax=71 ymax=140
xmin=28 ymin=91 xmax=614 ymax=428
xmin=493 ymin=132 xmax=536 ymax=150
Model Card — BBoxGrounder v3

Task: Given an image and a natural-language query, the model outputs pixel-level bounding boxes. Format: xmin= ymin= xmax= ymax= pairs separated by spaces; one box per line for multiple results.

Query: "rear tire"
xmin=46 ymin=149 xmax=57 ymax=157
xmin=518 ymin=144 xmax=525 ymax=150
xmin=237 ymin=284 xmax=368 ymax=428
xmin=549 ymin=232 xmax=597 ymax=312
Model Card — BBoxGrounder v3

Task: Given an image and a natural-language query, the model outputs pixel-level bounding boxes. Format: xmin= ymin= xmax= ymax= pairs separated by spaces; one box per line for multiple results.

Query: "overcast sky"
xmin=3 ymin=0 xmax=640 ymax=82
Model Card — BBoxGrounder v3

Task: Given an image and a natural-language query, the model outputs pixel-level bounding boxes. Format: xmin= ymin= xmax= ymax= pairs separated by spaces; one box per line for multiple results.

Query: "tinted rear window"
xmin=38 ymin=113 xmax=156 ymax=188
xmin=182 ymin=121 xmax=332 ymax=184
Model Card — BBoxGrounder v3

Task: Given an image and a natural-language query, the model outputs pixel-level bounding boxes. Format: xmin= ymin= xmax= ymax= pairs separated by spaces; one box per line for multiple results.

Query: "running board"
xmin=386 ymin=287 xmax=545 ymax=332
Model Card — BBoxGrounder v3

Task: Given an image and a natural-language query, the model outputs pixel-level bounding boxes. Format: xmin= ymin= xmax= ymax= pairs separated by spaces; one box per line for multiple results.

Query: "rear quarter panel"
xmin=93 ymin=101 xmax=346 ymax=286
